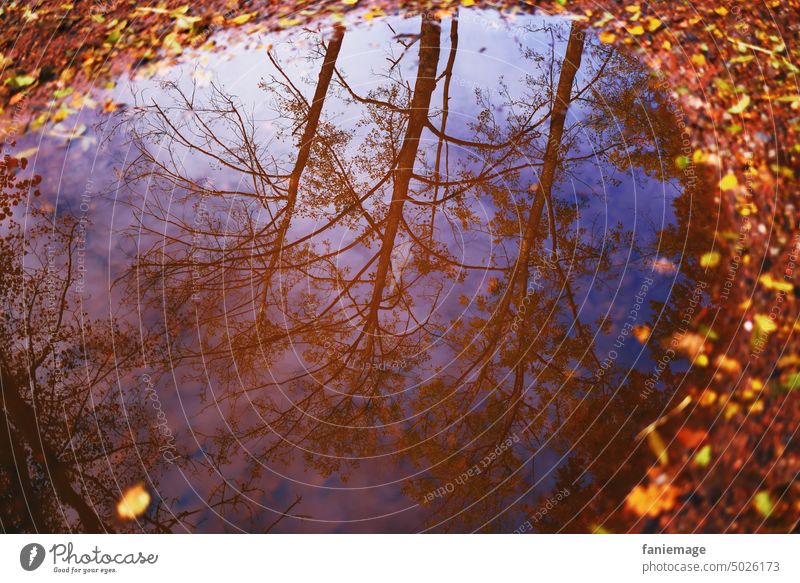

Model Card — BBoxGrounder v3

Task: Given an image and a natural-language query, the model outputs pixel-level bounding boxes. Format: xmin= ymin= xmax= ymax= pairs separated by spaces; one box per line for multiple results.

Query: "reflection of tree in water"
xmin=120 ymin=11 xmax=716 ymax=531
xmin=0 ymin=203 xmax=163 ymax=532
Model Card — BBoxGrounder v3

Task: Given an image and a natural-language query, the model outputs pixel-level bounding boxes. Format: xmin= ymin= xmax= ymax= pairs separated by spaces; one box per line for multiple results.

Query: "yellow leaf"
xmin=714 ymin=7 xmax=729 ymax=15
xmin=52 ymin=106 xmax=71 ymax=122
xmin=599 ymin=31 xmax=617 ymax=44
xmin=691 ymin=54 xmax=707 ymax=67
xmin=593 ymin=12 xmax=615 ymax=27
xmin=715 ymin=354 xmax=742 ymax=374
xmin=728 ymin=94 xmax=751 ymax=114
xmin=753 ymin=313 xmax=778 ymax=334
xmin=759 ymin=273 xmax=794 ymax=293
xmin=699 ymin=389 xmax=718 ymax=407
xmin=162 ymin=32 xmax=182 ymax=54
xmin=627 ymin=25 xmax=645 ymax=36
xmin=700 ymin=251 xmax=720 ymax=268
xmin=719 ymin=172 xmax=738 ymax=191
xmin=116 ymin=484 xmax=151 ymax=520
xmin=645 ymin=17 xmax=662 ymax=32
xmin=737 ymin=200 xmax=757 ymax=216
xmin=229 ymin=12 xmax=253 ymax=25
xmin=724 ymin=401 xmax=741 ymax=420
xmin=15 ymin=146 xmax=39 ymax=159
xmin=460 ymin=0 xmax=475 ymax=5
xmin=647 ymin=430 xmax=669 ymax=466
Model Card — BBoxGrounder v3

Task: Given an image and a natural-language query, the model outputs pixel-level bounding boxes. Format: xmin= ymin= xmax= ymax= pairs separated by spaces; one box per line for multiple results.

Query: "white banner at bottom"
xmin=1 ymin=534 xmax=796 ymax=582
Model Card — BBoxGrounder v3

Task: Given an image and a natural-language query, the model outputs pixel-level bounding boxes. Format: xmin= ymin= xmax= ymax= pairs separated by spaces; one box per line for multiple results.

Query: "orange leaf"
xmin=116 ymin=484 xmax=151 ymax=520
xmin=625 ymin=482 xmax=678 ymax=517
xmin=676 ymin=427 xmax=708 ymax=449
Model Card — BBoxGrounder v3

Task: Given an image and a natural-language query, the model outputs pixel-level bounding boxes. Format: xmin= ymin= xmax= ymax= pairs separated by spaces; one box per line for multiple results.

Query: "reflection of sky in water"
xmin=13 ymin=8 xmax=703 ymax=532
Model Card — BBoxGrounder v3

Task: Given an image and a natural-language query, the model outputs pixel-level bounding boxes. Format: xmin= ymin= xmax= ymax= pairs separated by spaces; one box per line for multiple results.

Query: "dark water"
xmin=3 ymin=8 xmax=719 ymax=532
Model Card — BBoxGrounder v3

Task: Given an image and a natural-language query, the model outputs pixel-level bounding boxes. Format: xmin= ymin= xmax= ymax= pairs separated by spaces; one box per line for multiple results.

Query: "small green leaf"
xmin=728 ymin=94 xmax=751 ymax=114
xmin=53 ymin=86 xmax=73 ymax=99
xmin=781 ymin=372 xmax=800 ymax=391
xmin=698 ymin=325 xmax=719 ymax=341
xmin=714 ymin=78 xmax=733 ymax=92
xmin=753 ymin=491 xmax=774 ymax=517
xmin=693 ymin=444 xmax=712 ymax=467
xmin=107 ymin=29 xmax=122 ymax=44
xmin=5 ymin=74 xmax=36 ymax=88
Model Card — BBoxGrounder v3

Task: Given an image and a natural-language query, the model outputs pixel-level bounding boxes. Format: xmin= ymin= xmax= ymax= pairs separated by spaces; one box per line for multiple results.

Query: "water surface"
xmin=3 ymin=7 xmax=719 ymax=533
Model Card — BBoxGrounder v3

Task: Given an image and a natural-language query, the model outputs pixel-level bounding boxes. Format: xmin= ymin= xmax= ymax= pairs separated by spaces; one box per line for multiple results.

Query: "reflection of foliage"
xmin=118 ymin=13 xmax=706 ymax=532
xmin=0 ymin=146 xmax=41 ymax=220
xmin=2 ymin=0 xmax=797 ymax=534
xmin=0 ymin=209 xmax=160 ymax=532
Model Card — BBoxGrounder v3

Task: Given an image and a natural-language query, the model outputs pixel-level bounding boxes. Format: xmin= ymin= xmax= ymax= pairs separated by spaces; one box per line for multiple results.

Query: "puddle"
xmin=4 ymin=7 xmax=722 ymax=532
